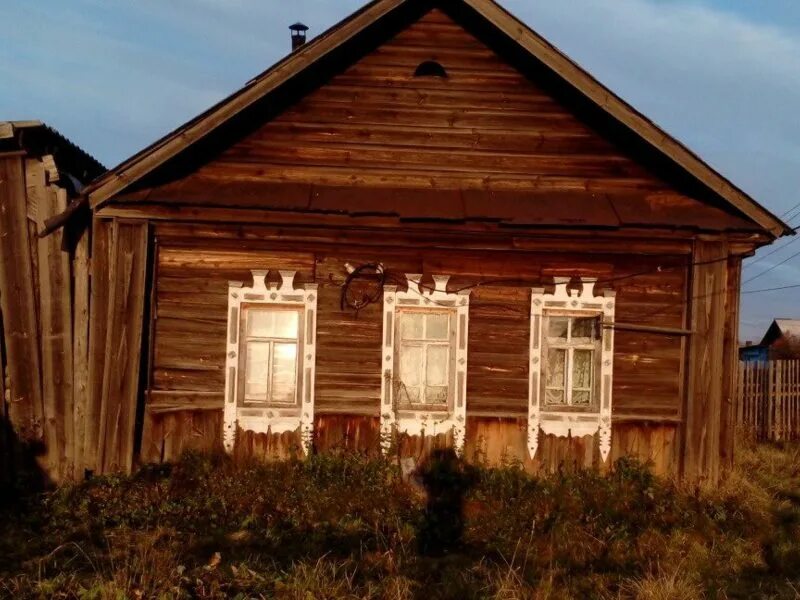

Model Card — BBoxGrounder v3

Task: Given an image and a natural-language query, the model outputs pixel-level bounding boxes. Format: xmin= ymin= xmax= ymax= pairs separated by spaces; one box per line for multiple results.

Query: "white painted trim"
xmin=380 ymin=274 xmax=470 ymax=453
xmin=224 ymin=270 xmax=318 ymax=454
xmin=528 ymin=277 xmax=616 ymax=461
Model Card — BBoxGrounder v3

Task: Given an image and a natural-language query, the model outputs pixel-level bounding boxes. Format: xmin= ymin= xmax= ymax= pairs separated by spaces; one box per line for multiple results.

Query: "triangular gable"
xmin=82 ymin=0 xmax=791 ymax=238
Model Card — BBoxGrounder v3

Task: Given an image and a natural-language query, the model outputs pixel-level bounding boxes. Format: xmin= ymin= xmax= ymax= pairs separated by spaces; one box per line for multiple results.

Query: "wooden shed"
xmin=0 ymin=121 xmax=105 ymax=485
xmin=12 ymin=0 xmax=794 ymax=483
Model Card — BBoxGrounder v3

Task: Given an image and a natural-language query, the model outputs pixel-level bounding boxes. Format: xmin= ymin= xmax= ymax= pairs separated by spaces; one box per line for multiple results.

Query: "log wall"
xmin=1 ymin=9 xmax=757 ymax=483
xmin=137 ymin=222 xmax=689 ymax=477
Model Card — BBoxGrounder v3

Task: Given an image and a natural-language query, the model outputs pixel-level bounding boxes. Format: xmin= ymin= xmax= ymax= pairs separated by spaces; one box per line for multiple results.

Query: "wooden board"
xmin=0 ymin=157 xmax=43 ymax=441
xmin=682 ymin=240 xmax=728 ymax=482
xmin=112 ymin=10 xmax=758 ymax=235
xmin=95 ymin=220 xmax=149 ymax=473
xmin=32 ymin=161 xmax=74 ymax=480
xmin=72 ymin=224 xmax=91 ymax=475
xmin=85 ymin=219 xmax=113 ymax=473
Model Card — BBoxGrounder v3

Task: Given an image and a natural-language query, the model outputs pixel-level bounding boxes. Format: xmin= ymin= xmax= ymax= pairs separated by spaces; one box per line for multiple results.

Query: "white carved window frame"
xmin=224 ymin=270 xmax=318 ymax=454
xmin=528 ymin=277 xmax=615 ymax=461
xmin=380 ymin=274 xmax=470 ymax=452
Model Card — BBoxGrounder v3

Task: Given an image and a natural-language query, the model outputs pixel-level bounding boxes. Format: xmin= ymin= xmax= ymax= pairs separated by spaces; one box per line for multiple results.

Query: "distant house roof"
xmin=73 ymin=0 xmax=792 ymax=239
xmin=761 ymin=319 xmax=800 ymax=346
xmin=0 ymin=120 xmax=105 ymax=185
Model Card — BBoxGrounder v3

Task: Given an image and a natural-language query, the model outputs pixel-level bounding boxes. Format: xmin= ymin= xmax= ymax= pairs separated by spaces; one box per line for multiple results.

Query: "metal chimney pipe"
xmin=290 ymin=23 xmax=309 ymax=51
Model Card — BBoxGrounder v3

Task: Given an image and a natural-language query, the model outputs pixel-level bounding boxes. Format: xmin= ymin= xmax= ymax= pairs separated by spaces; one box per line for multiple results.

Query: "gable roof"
xmin=81 ymin=0 xmax=791 ymax=238
xmin=761 ymin=319 xmax=800 ymax=346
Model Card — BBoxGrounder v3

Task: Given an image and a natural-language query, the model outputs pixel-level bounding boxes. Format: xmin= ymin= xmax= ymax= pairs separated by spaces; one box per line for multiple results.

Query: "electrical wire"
xmin=743 ymin=282 xmax=800 ymax=295
xmin=336 ymin=246 xmax=800 ymax=322
xmin=742 ymin=247 xmax=800 ymax=285
xmin=779 ymin=200 xmax=800 ymax=219
xmin=744 ymin=235 xmax=800 ymax=269
xmin=339 ymin=263 xmax=386 ymax=314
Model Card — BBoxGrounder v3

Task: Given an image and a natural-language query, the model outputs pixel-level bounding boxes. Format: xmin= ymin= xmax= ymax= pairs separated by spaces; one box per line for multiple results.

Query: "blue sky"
xmin=2 ymin=0 xmax=799 ymax=340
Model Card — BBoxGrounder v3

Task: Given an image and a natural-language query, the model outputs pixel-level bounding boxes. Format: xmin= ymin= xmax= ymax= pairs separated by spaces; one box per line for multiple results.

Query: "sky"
xmin=2 ymin=0 xmax=799 ymax=341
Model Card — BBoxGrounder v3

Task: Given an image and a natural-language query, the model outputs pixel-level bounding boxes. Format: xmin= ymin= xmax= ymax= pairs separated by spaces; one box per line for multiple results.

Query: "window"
xmin=381 ymin=274 xmax=470 ymax=452
xmin=242 ymin=308 xmax=301 ymax=406
xmin=528 ymin=278 xmax=615 ymax=461
xmin=224 ymin=270 xmax=318 ymax=453
xmin=396 ymin=310 xmax=453 ymax=409
xmin=543 ymin=315 xmax=601 ymax=408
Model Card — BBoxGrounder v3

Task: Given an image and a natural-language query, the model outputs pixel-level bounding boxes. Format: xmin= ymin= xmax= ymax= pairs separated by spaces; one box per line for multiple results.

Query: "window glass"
xmin=270 ymin=342 xmax=298 ymax=404
xmin=399 ymin=344 xmax=423 ymax=388
xmin=546 ymin=348 xmax=566 ymax=389
xmin=426 ymin=314 xmax=449 ymax=340
xmin=247 ymin=311 xmax=274 ymax=337
xmin=545 ymin=389 xmax=565 ymax=405
xmin=543 ymin=315 xmax=600 ymax=409
xmin=426 ymin=386 xmax=448 ymax=403
xmin=572 ymin=317 xmax=598 ymax=342
xmin=426 ymin=345 xmax=448 ymax=386
xmin=403 ymin=386 xmax=421 ymax=404
xmin=572 ymin=390 xmax=591 ymax=405
xmin=273 ymin=311 xmax=300 ymax=339
xmin=547 ymin=317 xmax=569 ymax=340
xmin=244 ymin=341 xmax=270 ymax=400
xmin=400 ymin=313 xmax=424 ymax=340
xmin=243 ymin=308 xmax=301 ymax=405
xmin=397 ymin=310 xmax=453 ymax=408
xmin=573 ymin=349 xmax=593 ymax=389
xmin=246 ymin=309 xmax=299 ymax=339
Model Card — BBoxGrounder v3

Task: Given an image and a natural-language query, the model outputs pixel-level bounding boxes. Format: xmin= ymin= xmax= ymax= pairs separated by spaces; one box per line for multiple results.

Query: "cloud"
xmin=1 ymin=0 xmax=798 ymax=337
xmin=504 ymin=0 xmax=800 ymax=340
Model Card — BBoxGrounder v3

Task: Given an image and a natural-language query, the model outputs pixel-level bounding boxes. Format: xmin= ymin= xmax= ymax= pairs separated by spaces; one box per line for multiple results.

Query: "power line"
xmin=337 ymin=247 xmax=799 ymax=324
xmin=742 ymin=247 xmax=800 ymax=285
xmin=742 ymin=282 xmax=800 ymax=295
xmin=745 ymin=236 xmax=800 ymax=269
xmin=779 ymin=200 xmax=800 ymax=219
xmin=785 ymin=210 xmax=800 ymax=227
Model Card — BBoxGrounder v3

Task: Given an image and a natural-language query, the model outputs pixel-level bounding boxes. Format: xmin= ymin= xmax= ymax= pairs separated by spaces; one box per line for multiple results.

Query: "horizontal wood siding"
xmin=145 ymin=224 xmax=688 ymax=469
xmin=119 ymin=9 xmax=751 ymax=233
xmin=190 ymin=11 xmax=669 ymax=191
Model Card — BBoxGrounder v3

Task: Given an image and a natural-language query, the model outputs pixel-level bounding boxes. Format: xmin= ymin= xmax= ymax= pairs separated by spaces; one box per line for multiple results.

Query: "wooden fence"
xmin=737 ymin=359 xmax=800 ymax=441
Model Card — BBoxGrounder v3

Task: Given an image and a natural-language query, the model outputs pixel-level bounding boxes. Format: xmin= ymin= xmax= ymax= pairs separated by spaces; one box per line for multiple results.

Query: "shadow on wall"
xmin=0 ymin=413 xmax=52 ymax=506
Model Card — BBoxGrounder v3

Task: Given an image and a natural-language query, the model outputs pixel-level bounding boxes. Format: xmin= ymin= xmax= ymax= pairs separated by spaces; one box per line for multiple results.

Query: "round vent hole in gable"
xmin=414 ymin=60 xmax=448 ymax=78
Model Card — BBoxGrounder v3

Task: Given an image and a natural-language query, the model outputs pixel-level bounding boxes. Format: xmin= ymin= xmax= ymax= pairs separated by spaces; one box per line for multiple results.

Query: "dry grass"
xmin=1 ymin=439 xmax=799 ymax=599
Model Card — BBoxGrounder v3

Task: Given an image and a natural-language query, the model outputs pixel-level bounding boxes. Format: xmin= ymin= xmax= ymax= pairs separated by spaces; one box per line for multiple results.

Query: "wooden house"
xmin=740 ymin=319 xmax=800 ymax=362
xmin=8 ymin=0 xmax=793 ymax=484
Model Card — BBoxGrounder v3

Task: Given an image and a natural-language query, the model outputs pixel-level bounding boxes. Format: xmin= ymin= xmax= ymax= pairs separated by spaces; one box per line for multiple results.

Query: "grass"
xmin=1 ymin=436 xmax=800 ymax=599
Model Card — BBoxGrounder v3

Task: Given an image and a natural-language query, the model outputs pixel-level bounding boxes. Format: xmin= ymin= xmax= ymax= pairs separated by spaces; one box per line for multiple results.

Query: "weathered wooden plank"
xmin=96 ymin=220 xmax=149 ymax=473
xmin=683 ymin=241 xmax=728 ymax=482
xmin=140 ymin=409 xmax=224 ymax=464
xmin=146 ymin=390 xmax=223 ymax=413
xmin=34 ymin=163 xmax=74 ymax=481
xmin=72 ymin=223 xmax=91 ymax=476
xmin=719 ymin=256 xmax=741 ymax=469
xmin=0 ymin=157 xmax=43 ymax=442
xmin=85 ymin=219 xmax=113 ymax=473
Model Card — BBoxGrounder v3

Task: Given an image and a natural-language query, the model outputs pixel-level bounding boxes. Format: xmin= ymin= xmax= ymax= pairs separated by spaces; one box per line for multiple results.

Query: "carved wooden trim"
xmin=224 ymin=270 xmax=318 ymax=454
xmin=529 ymin=277 xmax=616 ymax=461
xmin=380 ymin=274 xmax=470 ymax=452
